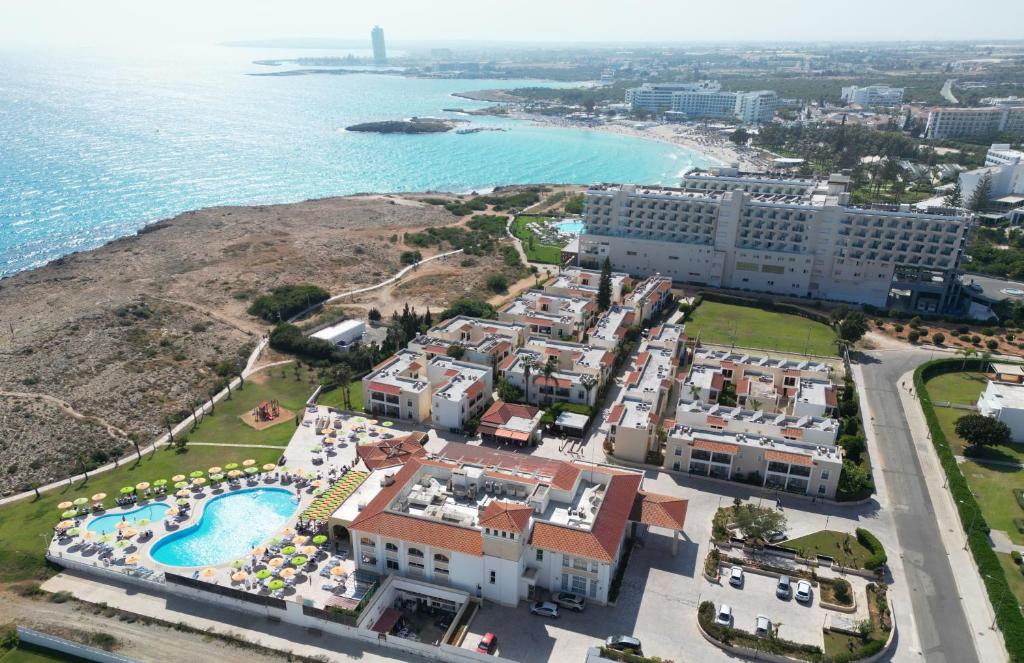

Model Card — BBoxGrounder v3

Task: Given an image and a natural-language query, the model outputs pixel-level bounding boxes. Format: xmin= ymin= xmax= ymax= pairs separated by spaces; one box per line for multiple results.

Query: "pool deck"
xmin=46 ymin=407 xmax=433 ymax=612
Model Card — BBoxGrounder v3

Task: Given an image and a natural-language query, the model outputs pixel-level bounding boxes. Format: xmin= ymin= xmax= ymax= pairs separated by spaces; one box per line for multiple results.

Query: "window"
xmin=408 ymin=548 xmax=424 ymax=558
xmin=673 ymin=447 xmax=682 ymax=456
xmin=434 ymin=553 xmax=449 ymax=563
xmin=536 ymin=549 xmax=544 ymax=562
xmin=571 ymin=574 xmax=587 ymax=594
xmin=489 ymin=570 xmax=496 ymax=584
xmin=818 ymin=484 xmax=826 ymax=495
xmin=821 ymin=470 xmax=830 ymax=481
xmin=386 ymin=559 xmax=399 ymax=571
xmin=360 ymin=537 xmax=375 ymax=548
xmin=385 ymin=542 xmax=398 ymax=552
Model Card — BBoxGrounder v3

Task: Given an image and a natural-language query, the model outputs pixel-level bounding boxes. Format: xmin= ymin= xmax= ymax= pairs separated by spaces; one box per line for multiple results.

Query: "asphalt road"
xmin=859 ymin=349 xmax=980 ymax=663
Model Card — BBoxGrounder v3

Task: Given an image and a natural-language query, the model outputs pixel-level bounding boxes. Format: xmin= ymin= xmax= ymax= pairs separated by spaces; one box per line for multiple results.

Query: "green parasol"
xmin=61 ymin=510 xmax=78 ymax=519
xmin=175 ymin=498 xmax=189 ymax=506
xmin=119 ymin=486 xmax=135 ymax=494
xmin=152 ymin=479 xmax=169 ymax=487
xmin=65 ymin=527 xmax=80 ymax=537
xmin=290 ymin=556 xmax=308 ymax=566
xmin=224 ymin=463 xmax=239 ymax=470
xmin=281 ymin=546 xmax=296 ymax=555
xmin=267 ymin=579 xmax=285 ymax=591
xmin=189 ymin=470 xmax=204 ymax=479
xmin=244 ymin=467 xmax=259 ymax=475
xmin=312 ymin=535 xmax=328 ymax=545
xmin=255 ymin=569 xmax=272 ymax=580
xmin=72 ymin=497 xmax=89 ymax=507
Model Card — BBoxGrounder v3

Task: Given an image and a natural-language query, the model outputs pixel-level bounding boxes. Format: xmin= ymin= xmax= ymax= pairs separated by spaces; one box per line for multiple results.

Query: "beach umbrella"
xmin=382 ymin=421 xmax=394 ymax=427
xmin=244 ymin=467 xmax=259 ymax=475
xmin=231 ymin=571 xmax=248 ymax=583
xmin=267 ymin=557 xmax=285 ymax=568
xmin=294 ymin=469 xmax=308 ymax=478
xmin=267 ymin=579 xmax=285 ymax=591
xmin=228 ymin=470 xmax=243 ymax=478
xmin=310 ymin=446 xmax=322 ymax=453
xmin=208 ymin=466 xmax=222 ymax=475
xmin=152 ymin=479 xmax=168 ymax=487
xmin=120 ymin=527 xmax=138 ymax=538
xmin=310 ymin=480 xmax=325 ymax=488
xmin=65 ymin=527 xmax=81 ymax=537
xmin=72 ymin=497 xmax=89 ymax=507
xmin=300 ymin=545 xmax=318 ymax=556
xmin=135 ymin=482 xmax=150 ymax=491
xmin=175 ymin=498 xmax=189 ymax=506
xmin=230 ymin=559 xmax=246 ymax=569
xmin=290 ymin=556 xmax=308 ymax=567
xmin=115 ymin=521 xmax=132 ymax=530
xmin=115 ymin=540 xmax=131 ymax=549
xmin=224 ymin=463 xmax=239 ymax=471
xmin=242 ymin=459 xmax=256 ymax=467
xmin=262 ymin=464 xmax=276 ymax=471
xmin=255 ymin=569 xmax=272 ymax=580
xmin=125 ymin=554 xmax=141 ymax=565
xmin=200 ymin=567 xmax=217 ymax=578
xmin=119 ymin=486 xmax=135 ymax=494
xmin=321 ymin=438 xmax=334 ymax=445
xmin=367 ymin=419 xmax=378 ymax=425
xmin=280 ymin=527 xmax=296 ymax=537
xmin=61 ymin=510 xmax=78 ymax=519
xmin=281 ymin=546 xmax=297 ymax=556
xmin=210 ymin=473 xmax=225 ymax=482
xmin=98 ymin=534 xmax=113 ymax=544
xmin=192 ymin=477 xmax=207 ymax=486
xmin=330 ymin=566 xmax=346 ymax=577
xmin=312 ymin=488 xmax=326 ymax=496
xmin=57 ymin=501 xmax=74 ymax=510
xmin=292 ymin=535 xmax=309 ymax=546
xmin=171 ymin=475 xmax=186 ymax=482
xmin=137 ymin=518 xmax=151 ymax=526
xmin=279 ymin=567 xmax=296 ymax=579
xmin=250 ymin=545 xmax=267 ymax=556
xmin=176 ymin=489 xmax=191 ymax=498
xmin=91 ymin=493 xmax=107 ymax=502
xmin=165 ymin=508 xmax=178 ymax=517
xmin=189 ymin=471 xmax=204 ymax=479
xmin=81 ymin=531 xmax=97 ymax=542
xmin=174 ymin=481 xmax=189 ymax=490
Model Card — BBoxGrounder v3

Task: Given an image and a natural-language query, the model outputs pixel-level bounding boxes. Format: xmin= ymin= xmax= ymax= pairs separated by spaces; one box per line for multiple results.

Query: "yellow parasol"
xmin=120 ymin=527 xmax=138 ymax=538
xmin=242 ymin=459 xmax=256 ymax=467
xmin=192 ymin=477 xmax=207 ymax=486
xmin=115 ymin=521 xmax=132 ymax=530
xmin=231 ymin=571 xmax=248 ymax=583
xmin=200 ymin=567 xmax=217 ymax=578
xmin=81 ymin=531 xmax=97 ymax=541
xmin=251 ymin=545 xmax=267 ymax=556
xmin=57 ymin=501 xmax=74 ymax=510
xmin=279 ymin=527 xmax=296 ymax=537
xmin=135 ymin=482 xmax=150 ymax=491
xmin=227 ymin=469 xmax=244 ymax=478
xmin=279 ymin=567 xmax=297 ymax=579
xmin=171 ymin=475 xmax=186 ymax=482
xmin=56 ymin=520 xmax=75 ymax=530
xmin=330 ymin=565 xmax=346 ymax=577
xmin=91 ymin=493 xmax=107 ymax=502
xmin=208 ymin=466 xmax=222 ymax=475
xmin=175 ymin=489 xmax=191 ymax=498
xmin=262 ymin=463 xmax=276 ymax=471
xmin=267 ymin=557 xmax=285 ymax=568
xmin=292 ymin=535 xmax=310 ymax=546
xmin=124 ymin=554 xmax=141 ymax=565
xmin=165 ymin=508 xmax=178 ymax=517
xmin=310 ymin=480 xmax=325 ymax=488
xmin=300 ymin=545 xmax=318 ymax=556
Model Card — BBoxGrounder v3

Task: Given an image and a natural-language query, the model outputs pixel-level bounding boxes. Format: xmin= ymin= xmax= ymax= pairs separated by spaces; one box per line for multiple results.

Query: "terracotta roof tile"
xmin=630 ymin=491 xmax=688 ymax=530
xmin=481 ymin=401 xmax=540 ymax=426
xmin=765 ymin=450 xmax=813 ymax=467
xmin=693 ymin=438 xmax=739 ymax=454
xmin=367 ymin=381 xmax=402 ymax=396
xmin=357 ymin=433 xmax=429 ymax=470
xmin=479 ymin=501 xmax=533 ymax=533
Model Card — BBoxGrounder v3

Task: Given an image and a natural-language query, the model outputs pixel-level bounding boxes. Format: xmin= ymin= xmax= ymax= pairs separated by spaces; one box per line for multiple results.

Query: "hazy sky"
xmin=1 ymin=0 xmax=1022 ymax=47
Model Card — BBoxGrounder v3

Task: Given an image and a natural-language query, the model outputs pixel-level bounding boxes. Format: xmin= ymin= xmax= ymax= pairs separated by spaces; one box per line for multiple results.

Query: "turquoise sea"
xmin=0 ymin=45 xmax=712 ymax=276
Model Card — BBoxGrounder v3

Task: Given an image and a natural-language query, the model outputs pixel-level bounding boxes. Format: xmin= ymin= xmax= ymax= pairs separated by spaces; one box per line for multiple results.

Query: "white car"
xmin=529 ymin=601 xmax=560 ymax=618
xmin=728 ymin=566 xmax=744 ymax=588
xmin=715 ymin=604 xmax=733 ymax=627
xmin=755 ymin=614 xmax=771 ymax=638
xmin=795 ymin=580 xmax=813 ymax=603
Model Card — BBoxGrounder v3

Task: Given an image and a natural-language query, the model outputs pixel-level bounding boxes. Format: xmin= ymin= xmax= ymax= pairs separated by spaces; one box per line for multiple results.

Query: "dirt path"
xmin=0 ymin=391 xmax=129 ymax=441
xmin=0 ymin=592 xmax=283 ymax=663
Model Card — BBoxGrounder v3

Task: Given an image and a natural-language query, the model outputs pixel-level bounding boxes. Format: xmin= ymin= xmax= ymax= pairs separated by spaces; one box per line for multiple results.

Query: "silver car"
xmin=715 ymin=604 xmax=733 ymax=627
xmin=795 ymin=580 xmax=813 ymax=603
xmin=554 ymin=592 xmax=586 ymax=612
xmin=529 ymin=601 xmax=560 ymax=618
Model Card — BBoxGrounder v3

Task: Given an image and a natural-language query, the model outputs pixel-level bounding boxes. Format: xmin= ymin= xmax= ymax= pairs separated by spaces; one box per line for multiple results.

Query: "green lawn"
xmin=783 ymin=530 xmax=875 ymax=569
xmin=926 ymin=371 xmax=987 ymax=406
xmin=685 ymin=301 xmax=837 ymax=356
xmin=186 ymin=362 xmax=317 ymax=448
xmin=0 ymin=646 xmax=90 ymax=662
xmin=933 ymin=406 xmax=1024 ymax=463
xmin=0 ymin=444 xmax=283 ymax=583
xmin=997 ymin=552 xmax=1024 ymax=608
xmin=960 ymin=460 xmax=1024 ymax=545
xmin=317 ymin=382 xmax=364 ymax=412
xmin=511 ymin=216 xmax=562 ymax=264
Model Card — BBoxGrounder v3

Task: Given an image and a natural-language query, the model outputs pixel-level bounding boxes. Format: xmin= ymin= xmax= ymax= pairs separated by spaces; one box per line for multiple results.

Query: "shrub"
xmin=956 ymin=325 xmax=970 ymax=334
xmin=247 ymin=284 xmax=330 ymax=322
xmin=971 ymin=334 xmax=982 ymax=344
xmin=399 ymin=250 xmax=422 ymax=265
xmin=932 ymin=332 xmax=945 ymax=345
xmin=987 ymin=339 xmax=999 ymax=350
xmin=856 ymin=528 xmax=888 ymax=570
xmin=367 ymin=307 xmax=382 ymax=322
xmin=839 ymin=434 xmax=867 ymax=464
xmin=982 ymin=327 xmax=995 ymax=336
xmin=959 ymin=334 xmax=972 ymax=342
xmin=1013 ymin=551 xmax=1022 ymax=565
xmin=486 ymin=274 xmax=509 ymax=293
xmin=894 ymin=324 xmax=904 ymax=333
xmin=440 ymin=298 xmax=497 ymax=320
xmin=831 ymin=578 xmax=852 ymax=604
xmin=907 ymin=330 xmax=921 ymax=343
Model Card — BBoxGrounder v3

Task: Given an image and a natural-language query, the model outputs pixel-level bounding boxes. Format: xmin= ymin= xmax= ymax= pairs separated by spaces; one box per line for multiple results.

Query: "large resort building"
xmin=499 ymin=290 xmax=597 ymax=342
xmin=579 ymin=168 xmax=971 ymax=312
xmin=341 ymin=443 xmax=687 ymax=607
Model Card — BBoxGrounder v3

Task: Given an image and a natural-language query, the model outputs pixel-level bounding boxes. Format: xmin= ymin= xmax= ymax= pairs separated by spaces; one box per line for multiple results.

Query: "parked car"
xmin=605 ymin=635 xmax=643 ymax=655
xmin=530 ymin=601 xmax=560 ymax=618
xmin=729 ymin=566 xmax=745 ymax=588
xmin=554 ymin=592 xmax=586 ymax=612
xmin=795 ymin=580 xmax=813 ymax=603
xmin=715 ymin=604 xmax=733 ymax=627
xmin=776 ymin=575 xmax=792 ymax=599
xmin=476 ymin=633 xmax=497 ymax=655
xmin=768 ymin=531 xmax=787 ymax=544
xmin=755 ymin=615 xmax=771 ymax=638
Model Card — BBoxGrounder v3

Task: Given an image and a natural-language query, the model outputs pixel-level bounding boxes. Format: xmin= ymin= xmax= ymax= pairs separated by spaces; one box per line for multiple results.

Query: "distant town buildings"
xmin=924 ymin=106 xmax=1024 ymax=139
xmin=580 ymin=168 xmax=971 ymax=312
xmin=624 ymin=81 xmax=777 ymax=125
xmin=959 ymin=144 xmax=1024 ymax=220
xmin=371 ymin=25 xmax=387 ymax=64
xmin=840 ymin=85 xmax=905 ymax=106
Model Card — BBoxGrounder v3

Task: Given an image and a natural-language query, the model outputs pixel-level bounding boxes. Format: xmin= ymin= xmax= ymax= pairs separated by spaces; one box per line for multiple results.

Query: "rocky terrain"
xmin=0 ymin=193 xmax=470 ymax=494
xmin=345 ymin=118 xmax=458 ymax=133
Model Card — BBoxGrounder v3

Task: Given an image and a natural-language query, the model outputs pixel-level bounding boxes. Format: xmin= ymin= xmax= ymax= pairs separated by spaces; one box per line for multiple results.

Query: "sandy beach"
xmin=513 ymin=113 xmax=775 ymax=173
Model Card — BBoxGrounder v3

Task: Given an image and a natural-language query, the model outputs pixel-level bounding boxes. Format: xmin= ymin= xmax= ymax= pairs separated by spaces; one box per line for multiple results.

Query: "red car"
xmin=476 ymin=632 xmax=497 ymax=655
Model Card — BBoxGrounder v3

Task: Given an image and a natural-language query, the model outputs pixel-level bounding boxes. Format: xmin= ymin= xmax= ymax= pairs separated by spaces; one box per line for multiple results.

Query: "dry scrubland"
xmin=0 ymin=192 xmax=525 ymax=494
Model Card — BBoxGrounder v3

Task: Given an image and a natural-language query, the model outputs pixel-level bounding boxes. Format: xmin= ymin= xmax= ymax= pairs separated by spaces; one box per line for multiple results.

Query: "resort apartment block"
xmin=625 ymin=81 xmax=777 ymax=124
xmin=544 ymin=267 xmax=628 ymax=304
xmin=579 ymin=168 xmax=971 ymax=311
xmin=625 ymin=276 xmax=675 ymax=322
xmin=924 ymin=106 xmax=1024 ymax=140
xmin=587 ymin=305 xmax=637 ymax=351
xmin=340 ymin=443 xmax=688 ymax=607
xmin=499 ymin=290 xmax=597 ymax=342
xmin=407 ymin=316 xmax=525 ymax=371
xmin=498 ymin=346 xmax=603 ymax=409
xmin=361 ymin=350 xmax=493 ymax=433
xmin=840 ymin=85 xmax=904 ymax=106
xmin=959 ymin=144 xmax=1024 ymax=221
xmin=683 ymin=347 xmax=837 ymax=418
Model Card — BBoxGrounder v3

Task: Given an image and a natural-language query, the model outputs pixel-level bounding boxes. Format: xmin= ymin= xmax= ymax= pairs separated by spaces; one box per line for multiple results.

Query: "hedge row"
xmin=855 ymin=528 xmax=888 ymax=571
xmin=916 ymin=359 xmax=1024 ymax=662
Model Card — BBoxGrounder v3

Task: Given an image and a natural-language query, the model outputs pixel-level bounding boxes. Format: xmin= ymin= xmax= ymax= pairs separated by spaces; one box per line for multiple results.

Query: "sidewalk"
xmin=896 ymin=368 xmax=1008 ymax=662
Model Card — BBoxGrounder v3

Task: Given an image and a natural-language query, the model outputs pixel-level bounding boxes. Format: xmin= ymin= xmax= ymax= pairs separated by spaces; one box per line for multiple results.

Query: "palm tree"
xmin=581 ymin=375 xmax=598 ymax=408
xmin=235 ymin=358 xmax=246 ymax=390
xmin=542 ymin=356 xmax=558 ymax=406
xmin=189 ymin=397 xmax=202 ymax=431
xmin=521 ymin=356 xmax=536 ymax=405
xmin=958 ymin=346 xmax=976 ymax=370
xmin=208 ymin=386 xmax=219 ymax=414
xmin=332 ymin=365 xmax=354 ymax=410
xmin=163 ymin=414 xmax=176 ymax=444
xmin=128 ymin=433 xmax=142 ymax=462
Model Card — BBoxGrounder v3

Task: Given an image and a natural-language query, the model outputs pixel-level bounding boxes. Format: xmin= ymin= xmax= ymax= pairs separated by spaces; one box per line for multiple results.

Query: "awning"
xmin=496 ymin=427 xmax=531 ymax=442
xmin=555 ymin=411 xmax=589 ymax=430
xmin=371 ymin=607 xmax=403 ymax=634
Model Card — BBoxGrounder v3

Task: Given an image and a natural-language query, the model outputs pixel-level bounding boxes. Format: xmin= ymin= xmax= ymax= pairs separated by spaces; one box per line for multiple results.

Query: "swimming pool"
xmin=150 ymin=487 xmax=298 ymax=567
xmin=554 ymin=220 xmax=585 ymax=236
xmin=88 ymin=503 xmax=171 ymax=535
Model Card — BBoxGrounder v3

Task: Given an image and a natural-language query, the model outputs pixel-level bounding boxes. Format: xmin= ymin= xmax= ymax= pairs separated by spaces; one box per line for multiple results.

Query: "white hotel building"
xmin=579 ymin=168 xmax=971 ymax=312
xmin=840 ymin=85 xmax=904 ymax=106
xmin=924 ymin=106 xmax=1024 ymax=140
xmin=625 ymin=81 xmax=777 ymax=125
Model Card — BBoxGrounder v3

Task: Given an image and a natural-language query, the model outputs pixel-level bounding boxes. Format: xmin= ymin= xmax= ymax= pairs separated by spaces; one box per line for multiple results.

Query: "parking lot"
xmin=702 ymin=566 xmax=827 ymax=648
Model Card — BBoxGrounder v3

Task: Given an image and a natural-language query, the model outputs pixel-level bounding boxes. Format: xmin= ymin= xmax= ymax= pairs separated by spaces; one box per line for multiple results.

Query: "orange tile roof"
xmin=481 ymin=400 xmax=541 ymax=426
xmin=630 ymin=491 xmax=688 ymax=530
xmin=607 ymin=403 xmax=626 ymax=425
xmin=357 ymin=433 xmax=429 ymax=470
xmin=693 ymin=438 xmax=739 ymax=454
xmin=498 ymin=355 xmax=517 ymax=371
xmin=439 ymin=442 xmax=579 ymax=491
xmin=782 ymin=427 xmax=804 ymax=440
xmin=764 ymin=450 xmax=813 ymax=467
xmin=479 ymin=501 xmax=533 ymax=533
xmin=705 ymin=415 xmax=728 ymax=428
xmin=367 ymin=381 xmax=402 ymax=396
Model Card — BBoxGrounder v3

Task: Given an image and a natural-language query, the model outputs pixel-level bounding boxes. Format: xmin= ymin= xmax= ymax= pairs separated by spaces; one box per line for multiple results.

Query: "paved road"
xmin=941 ymin=79 xmax=959 ymax=104
xmin=859 ymin=349 xmax=979 ymax=663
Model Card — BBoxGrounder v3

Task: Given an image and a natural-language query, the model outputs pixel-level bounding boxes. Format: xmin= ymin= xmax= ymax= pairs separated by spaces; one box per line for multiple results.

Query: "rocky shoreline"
xmin=346 ymin=118 xmax=457 ymax=134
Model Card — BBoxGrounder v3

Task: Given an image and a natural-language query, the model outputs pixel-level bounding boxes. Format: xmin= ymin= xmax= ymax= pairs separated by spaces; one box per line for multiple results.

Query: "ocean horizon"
xmin=0 ymin=45 xmax=712 ymax=277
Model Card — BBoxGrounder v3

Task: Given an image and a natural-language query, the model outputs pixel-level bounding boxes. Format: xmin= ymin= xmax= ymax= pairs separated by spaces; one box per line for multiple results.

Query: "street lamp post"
xmin=985 ymin=574 xmax=1008 ymax=630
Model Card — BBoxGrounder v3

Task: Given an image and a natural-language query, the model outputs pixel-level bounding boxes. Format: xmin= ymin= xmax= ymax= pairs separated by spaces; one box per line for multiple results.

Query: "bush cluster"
xmin=855 ymin=528 xmax=888 ymax=571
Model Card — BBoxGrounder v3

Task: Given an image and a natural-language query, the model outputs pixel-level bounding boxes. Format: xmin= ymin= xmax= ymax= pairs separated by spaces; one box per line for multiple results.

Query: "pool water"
xmin=88 ymin=503 xmax=172 ymax=535
xmin=554 ymin=221 xmax=585 ymax=235
xmin=150 ymin=488 xmax=298 ymax=567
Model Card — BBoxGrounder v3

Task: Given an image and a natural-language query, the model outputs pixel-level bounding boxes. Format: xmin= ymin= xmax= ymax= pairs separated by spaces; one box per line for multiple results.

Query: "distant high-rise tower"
xmin=371 ymin=25 xmax=386 ymax=64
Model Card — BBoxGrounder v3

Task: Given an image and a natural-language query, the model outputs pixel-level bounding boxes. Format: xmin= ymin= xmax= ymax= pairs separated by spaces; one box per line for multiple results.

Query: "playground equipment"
xmin=254 ymin=399 xmax=281 ymax=423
